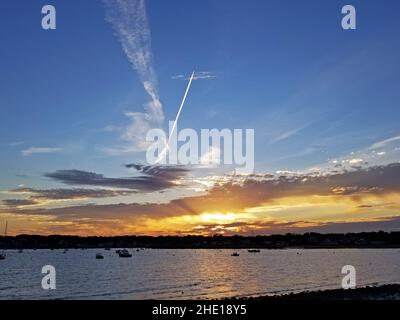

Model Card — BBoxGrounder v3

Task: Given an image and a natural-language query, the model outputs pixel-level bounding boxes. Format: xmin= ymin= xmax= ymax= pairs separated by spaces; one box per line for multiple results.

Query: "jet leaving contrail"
xmin=155 ymin=71 xmax=195 ymax=164
xmin=168 ymin=71 xmax=195 ymax=145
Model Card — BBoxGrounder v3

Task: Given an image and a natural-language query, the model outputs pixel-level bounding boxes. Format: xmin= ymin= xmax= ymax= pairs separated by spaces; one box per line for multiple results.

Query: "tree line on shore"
xmin=1 ymin=231 xmax=400 ymax=249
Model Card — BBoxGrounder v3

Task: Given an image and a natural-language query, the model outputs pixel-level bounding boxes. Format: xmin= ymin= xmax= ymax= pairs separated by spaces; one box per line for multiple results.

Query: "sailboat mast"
xmin=1 ymin=221 xmax=7 ymax=256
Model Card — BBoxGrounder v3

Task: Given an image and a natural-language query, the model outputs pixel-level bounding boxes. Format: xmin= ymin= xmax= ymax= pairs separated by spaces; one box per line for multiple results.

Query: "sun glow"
xmin=200 ymin=212 xmax=238 ymax=223
xmin=199 ymin=211 xmax=257 ymax=224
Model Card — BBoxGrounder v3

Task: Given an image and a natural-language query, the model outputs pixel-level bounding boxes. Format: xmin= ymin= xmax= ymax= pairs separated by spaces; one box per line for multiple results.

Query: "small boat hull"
xmin=118 ymin=249 xmax=132 ymax=258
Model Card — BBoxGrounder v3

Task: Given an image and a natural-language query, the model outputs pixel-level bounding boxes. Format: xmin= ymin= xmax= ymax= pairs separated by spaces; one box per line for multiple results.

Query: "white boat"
xmin=118 ymin=249 xmax=132 ymax=258
xmin=0 ymin=221 xmax=8 ymax=260
xmin=231 ymin=252 xmax=240 ymax=257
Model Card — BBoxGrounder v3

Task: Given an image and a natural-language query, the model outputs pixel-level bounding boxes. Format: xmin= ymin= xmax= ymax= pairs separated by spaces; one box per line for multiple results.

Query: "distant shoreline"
xmin=2 ymin=246 xmax=400 ymax=250
xmin=234 ymin=284 xmax=400 ymax=300
xmin=1 ymin=231 xmax=400 ymax=250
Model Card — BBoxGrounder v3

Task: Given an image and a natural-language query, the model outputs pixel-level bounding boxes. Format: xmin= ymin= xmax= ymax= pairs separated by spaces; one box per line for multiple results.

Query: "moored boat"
xmin=118 ymin=249 xmax=132 ymax=258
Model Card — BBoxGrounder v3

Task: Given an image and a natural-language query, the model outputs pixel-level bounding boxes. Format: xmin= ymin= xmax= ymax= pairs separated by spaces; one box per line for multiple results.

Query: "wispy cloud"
xmin=125 ymin=163 xmax=189 ymax=180
xmin=8 ymin=141 xmax=26 ymax=147
xmin=7 ymin=187 xmax=136 ymax=200
xmin=2 ymin=199 xmax=40 ymax=207
xmin=172 ymin=71 xmax=216 ymax=81
xmin=369 ymin=135 xmax=400 ymax=150
xmin=21 ymin=147 xmax=62 ymax=157
xmin=271 ymin=126 xmax=304 ymax=143
xmin=104 ymin=0 xmax=164 ymax=152
xmin=1 ymin=187 xmax=137 ymax=208
xmin=321 ymin=134 xmax=400 ymax=173
xmin=95 ymin=125 xmax=122 ymax=133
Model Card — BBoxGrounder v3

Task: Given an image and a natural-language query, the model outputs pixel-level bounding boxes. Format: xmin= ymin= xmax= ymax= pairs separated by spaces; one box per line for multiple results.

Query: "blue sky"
xmin=1 ymin=1 xmax=400 ymax=235
xmin=1 ymin=1 xmax=400 ymax=179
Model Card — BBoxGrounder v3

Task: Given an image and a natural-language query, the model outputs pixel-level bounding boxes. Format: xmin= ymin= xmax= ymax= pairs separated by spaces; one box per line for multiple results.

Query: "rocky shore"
xmin=237 ymin=284 xmax=400 ymax=300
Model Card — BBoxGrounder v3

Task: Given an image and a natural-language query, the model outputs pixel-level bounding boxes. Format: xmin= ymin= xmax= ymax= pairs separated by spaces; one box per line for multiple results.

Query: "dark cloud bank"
xmin=44 ymin=164 xmax=188 ymax=192
xmin=2 ymin=163 xmax=400 ymax=234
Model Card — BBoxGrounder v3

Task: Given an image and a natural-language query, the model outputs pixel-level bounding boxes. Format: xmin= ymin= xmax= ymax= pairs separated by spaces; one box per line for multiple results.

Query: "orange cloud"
xmin=1 ymin=163 xmax=400 ymax=235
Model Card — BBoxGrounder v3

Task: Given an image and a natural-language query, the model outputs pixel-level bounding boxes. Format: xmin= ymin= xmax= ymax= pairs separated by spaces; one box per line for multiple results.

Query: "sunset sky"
xmin=1 ymin=0 xmax=400 ymax=236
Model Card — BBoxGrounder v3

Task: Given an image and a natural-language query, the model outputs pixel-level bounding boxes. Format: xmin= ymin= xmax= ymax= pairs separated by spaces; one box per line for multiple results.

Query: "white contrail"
xmin=155 ymin=71 xmax=195 ymax=163
xmin=168 ymin=71 xmax=195 ymax=145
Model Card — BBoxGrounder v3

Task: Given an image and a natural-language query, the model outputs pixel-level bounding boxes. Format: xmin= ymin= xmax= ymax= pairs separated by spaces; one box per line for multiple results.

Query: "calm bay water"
xmin=0 ymin=249 xmax=399 ymax=299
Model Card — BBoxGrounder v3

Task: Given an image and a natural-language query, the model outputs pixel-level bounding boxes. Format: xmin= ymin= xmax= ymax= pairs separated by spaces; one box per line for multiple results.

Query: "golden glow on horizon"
xmin=200 ymin=212 xmax=254 ymax=223
xmin=1 ymin=192 xmax=399 ymax=236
